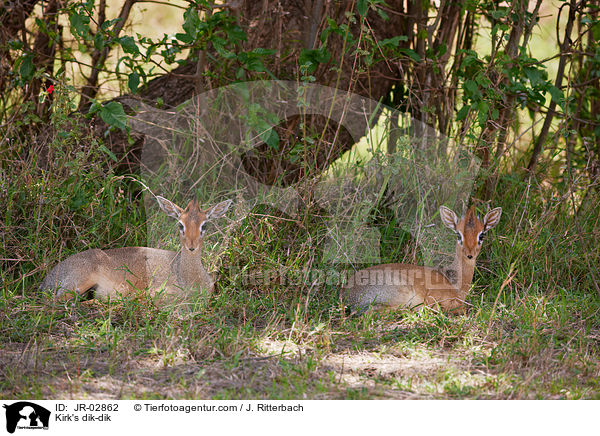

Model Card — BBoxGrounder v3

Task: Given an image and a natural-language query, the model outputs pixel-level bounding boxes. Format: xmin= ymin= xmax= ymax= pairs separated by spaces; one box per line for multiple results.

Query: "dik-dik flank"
xmin=40 ymin=196 xmax=232 ymax=301
xmin=344 ymin=205 xmax=502 ymax=314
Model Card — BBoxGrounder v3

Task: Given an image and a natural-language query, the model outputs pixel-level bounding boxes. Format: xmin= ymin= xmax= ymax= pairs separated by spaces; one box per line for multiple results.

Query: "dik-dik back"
xmin=40 ymin=196 xmax=232 ymax=302
xmin=344 ymin=205 xmax=502 ymax=314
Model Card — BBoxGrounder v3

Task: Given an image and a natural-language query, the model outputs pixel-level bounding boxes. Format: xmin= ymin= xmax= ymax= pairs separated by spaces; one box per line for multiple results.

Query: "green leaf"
xmin=465 ymin=79 xmax=477 ymax=93
xmin=128 ymin=72 xmax=140 ymax=94
xmin=175 ymin=32 xmax=193 ymax=44
xmin=380 ymin=36 xmax=408 ymax=47
xmin=100 ymin=101 xmax=127 ymax=130
xmin=99 ymin=144 xmax=118 ymax=162
xmin=237 ymin=52 xmax=267 ymax=72
xmin=478 ymin=100 xmax=489 ymax=114
xmin=357 ymin=0 xmax=369 ymax=18
xmin=548 ymin=85 xmax=564 ymax=104
xmin=456 ymin=105 xmax=469 ymax=121
xmin=213 ymin=37 xmax=236 ymax=58
xmin=70 ymin=12 xmax=90 ymax=37
xmin=376 ymin=7 xmax=389 ymax=20
xmin=461 ymin=55 xmax=480 ymax=68
xmin=101 ymin=17 xmax=122 ymax=31
xmin=119 ymin=36 xmax=139 ymax=55
xmin=398 ymin=48 xmax=421 ymax=62
xmin=477 ymin=100 xmax=489 ymax=126
xmin=87 ymin=100 xmax=101 ymax=114
xmin=224 ymin=24 xmax=247 ymax=43
xmin=182 ymin=6 xmax=202 ymax=39
xmin=524 ymin=66 xmax=545 ymax=87
xmin=19 ymin=54 xmax=35 ymax=80
xmin=490 ymin=9 xmax=508 ymax=20
xmin=322 ymin=17 xmax=342 ymax=41
xmin=93 ymin=32 xmax=104 ymax=50
xmin=593 ymin=22 xmax=600 ymax=41
xmin=299 ymin=48 xmax=331 ymax=74
xmin=261 ymin=129 xmax=280 ymax=150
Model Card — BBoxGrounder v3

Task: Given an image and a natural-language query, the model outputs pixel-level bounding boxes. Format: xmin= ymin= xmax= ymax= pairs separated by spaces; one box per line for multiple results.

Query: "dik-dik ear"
xmin=156 ymin=196 xmax=183 ymax=219
xmin=439 ymin=206 xmax=458 ymax=230
xmin=483 ymin=207 xmax=502 ymax=231
xmin=206 ymin=199 xmax=233 ymax=220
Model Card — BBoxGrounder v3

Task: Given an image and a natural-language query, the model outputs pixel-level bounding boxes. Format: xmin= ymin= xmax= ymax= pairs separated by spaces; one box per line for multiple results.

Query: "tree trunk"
xmin=103 ymin=0 xmax=405 ymax=185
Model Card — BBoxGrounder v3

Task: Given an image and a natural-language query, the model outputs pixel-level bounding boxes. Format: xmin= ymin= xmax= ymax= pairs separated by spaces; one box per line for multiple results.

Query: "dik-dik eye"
xmin=456 ymin=232 xmax=463 ymax=245
xmin=199 ymin=222 xmax=206 ymax=236
xmin=478 ymin=232 xmax=485 ymax=245
xmin=178 ymin=221 xmax=185 ymax=234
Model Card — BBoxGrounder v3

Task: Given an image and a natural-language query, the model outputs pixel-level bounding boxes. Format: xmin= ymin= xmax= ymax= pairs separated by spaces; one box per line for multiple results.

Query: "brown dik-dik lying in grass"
xmin=344 ymin=205 xmax=502 ymax=314
xmin=40 ymin=196 xmax=232 ymax=302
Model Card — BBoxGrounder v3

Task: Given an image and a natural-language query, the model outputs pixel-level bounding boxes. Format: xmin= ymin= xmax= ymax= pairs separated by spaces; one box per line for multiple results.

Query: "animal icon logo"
xmin=3 ymin=402 xmax=50 ymax=434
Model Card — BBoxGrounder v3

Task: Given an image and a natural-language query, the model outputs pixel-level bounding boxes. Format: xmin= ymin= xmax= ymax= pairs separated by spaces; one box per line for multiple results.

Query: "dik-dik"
xmin=344 ymin=205 xmax=502 ymax=314
xmin=40 ymin=196 xmax=232 ymax=302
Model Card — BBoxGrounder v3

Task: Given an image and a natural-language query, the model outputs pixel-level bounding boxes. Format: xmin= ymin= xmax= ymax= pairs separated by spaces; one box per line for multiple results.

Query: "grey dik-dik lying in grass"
xmin=344 ymin=205 xmax=502 ymax=314
xmin=40 ymin=196 xmax=232 ymax=302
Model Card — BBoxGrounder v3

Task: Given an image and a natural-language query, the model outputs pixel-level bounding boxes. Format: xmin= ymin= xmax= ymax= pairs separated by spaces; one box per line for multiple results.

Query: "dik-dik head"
xmin=440 ymin=205 xmax=502 ymax=263
xmin=157 ymin=196 xmax=232 ymax=253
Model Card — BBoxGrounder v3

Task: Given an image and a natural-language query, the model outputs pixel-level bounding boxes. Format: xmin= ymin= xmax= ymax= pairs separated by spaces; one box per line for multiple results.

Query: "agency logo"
xmin=3 ymin=402 xmax=50 ymax=434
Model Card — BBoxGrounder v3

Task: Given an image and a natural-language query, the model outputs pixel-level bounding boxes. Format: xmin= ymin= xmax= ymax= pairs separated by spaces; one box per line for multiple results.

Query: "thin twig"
xmin=78 ymin=0 xmax=136 ymax=111
xmin=526 ymin=0 xmax=577 ymax=173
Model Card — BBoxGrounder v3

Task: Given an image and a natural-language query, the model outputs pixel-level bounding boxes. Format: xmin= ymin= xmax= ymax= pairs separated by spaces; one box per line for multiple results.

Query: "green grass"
xmin=1 ymin=87 xmax=600 ymax=400
xmin=2 ymin=209 xmax=599 ymax=399
xmin=3 ymin=167 xmax=600 ymax=399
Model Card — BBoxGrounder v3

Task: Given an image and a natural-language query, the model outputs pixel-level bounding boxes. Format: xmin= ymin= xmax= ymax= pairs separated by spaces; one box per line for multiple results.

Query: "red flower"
xmin=47 ymin=84 xmax=54 ymax=94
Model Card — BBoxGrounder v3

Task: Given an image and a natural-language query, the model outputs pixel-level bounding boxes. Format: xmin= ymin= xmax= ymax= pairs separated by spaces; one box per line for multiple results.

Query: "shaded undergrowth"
xmin=1 ymin=98 xmax=599 ymax=399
